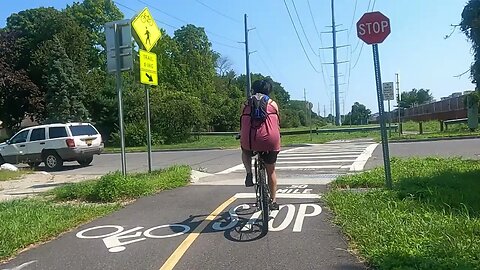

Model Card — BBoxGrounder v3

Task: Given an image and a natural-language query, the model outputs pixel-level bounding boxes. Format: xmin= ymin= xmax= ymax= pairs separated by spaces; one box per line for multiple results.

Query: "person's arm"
xmin=271 ymin=100 xmax=281 ymax=126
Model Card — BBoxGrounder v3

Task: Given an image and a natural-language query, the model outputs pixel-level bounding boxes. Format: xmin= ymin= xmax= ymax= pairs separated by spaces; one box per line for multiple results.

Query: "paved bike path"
xmin=1 ymin=185 xmax=365 ymax=270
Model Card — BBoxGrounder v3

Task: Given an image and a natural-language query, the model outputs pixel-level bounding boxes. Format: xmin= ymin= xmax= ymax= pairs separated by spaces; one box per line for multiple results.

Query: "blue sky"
xmin=0 ymin=0 xmax=475 ymax=116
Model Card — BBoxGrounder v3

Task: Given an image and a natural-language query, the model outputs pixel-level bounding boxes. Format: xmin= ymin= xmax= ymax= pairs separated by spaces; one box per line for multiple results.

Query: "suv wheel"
xmin=0 ymin=155 xmax=4 ymax=165
xmin=77 ymin=156 xmax=93 ymax=166
xmin=44 ymin=152 xmax=63 ymax=171
xmin=28 ymin=162 xmax=41 ymax=168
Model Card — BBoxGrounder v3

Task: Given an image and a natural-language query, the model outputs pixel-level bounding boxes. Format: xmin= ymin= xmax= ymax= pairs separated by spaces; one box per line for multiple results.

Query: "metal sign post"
xmin=357 ymin=11 xmax=393 ymax=189
xmin=105 ymin=20 xmax=133 ymax=176
xmin=132 ymin=7 xmax=161 ymax=173
xmin=373 ymin=45 xmax=392 ymax=189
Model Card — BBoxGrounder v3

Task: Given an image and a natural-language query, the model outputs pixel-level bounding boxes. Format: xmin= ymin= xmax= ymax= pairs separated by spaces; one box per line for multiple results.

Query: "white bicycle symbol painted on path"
xmin=76 ymin=203 xmax=321 ymax=253
xmin=76 ymin=224 xmax=190 ymax=253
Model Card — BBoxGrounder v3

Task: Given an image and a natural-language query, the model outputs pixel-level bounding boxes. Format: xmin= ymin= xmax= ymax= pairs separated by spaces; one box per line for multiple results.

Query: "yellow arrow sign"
xmin=132 ymin=7 xmax=161 ymax=52
xmin=139 ymin=49 xmax=158 ymax=85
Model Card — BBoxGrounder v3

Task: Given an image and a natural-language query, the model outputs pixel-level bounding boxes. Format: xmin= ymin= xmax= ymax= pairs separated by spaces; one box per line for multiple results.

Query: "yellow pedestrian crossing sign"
xmin=139 ymin=49 xmax=158 ymax=85
xmin=132 ymin=8 xmax=161 ymax=52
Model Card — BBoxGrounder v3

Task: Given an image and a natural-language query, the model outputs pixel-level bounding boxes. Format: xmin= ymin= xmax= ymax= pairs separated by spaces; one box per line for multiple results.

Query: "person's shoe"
xmin=245 ymin=173 xmax=254 ymax=187
xmin=270 ymin=201 xmax=279 ymax=211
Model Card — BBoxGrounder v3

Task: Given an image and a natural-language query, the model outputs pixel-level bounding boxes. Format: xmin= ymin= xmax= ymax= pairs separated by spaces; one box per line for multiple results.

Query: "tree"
xmin=35 ymin=37 xmax=89 ymax=123
xmin=461 ymin=0 xmax=480 ymax=87
xmin=399 ymin=88 xmax=434 ymax=108
xmin=65 ymin=0 xmax=123 ymax=68
xmin=0 ymin=29 xmax=41 ymax=133
xmin=349 ymin=102 xmax=371 ymax=125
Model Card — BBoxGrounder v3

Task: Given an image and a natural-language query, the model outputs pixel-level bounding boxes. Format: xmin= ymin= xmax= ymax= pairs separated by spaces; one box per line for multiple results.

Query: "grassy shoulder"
xmin=0 ymin=165 xmax=191 ymax=261
xmin=0 ymin=170 xmax=29 ymax=182
xmin=325 ymin=157 xmax=480 ymax=269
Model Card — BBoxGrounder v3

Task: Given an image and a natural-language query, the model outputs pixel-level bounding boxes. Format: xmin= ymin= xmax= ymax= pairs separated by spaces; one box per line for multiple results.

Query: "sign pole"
xmin=388 ymin=99 xmax=391 ymax=137
xmin=373 ymin=44 xmax=392 ymax=189
xmin=145 ymin=84 xmax=152 ymax=173
xmin=114 ymin=23 xmax=127 ymax=176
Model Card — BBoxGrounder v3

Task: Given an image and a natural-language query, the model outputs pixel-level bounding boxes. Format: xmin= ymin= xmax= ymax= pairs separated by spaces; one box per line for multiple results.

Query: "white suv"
xmin=0 ymin=123 xmax=104 ymax=170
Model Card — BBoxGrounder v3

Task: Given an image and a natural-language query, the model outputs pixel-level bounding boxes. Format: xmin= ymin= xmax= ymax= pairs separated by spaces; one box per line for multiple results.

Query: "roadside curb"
xmin=390 ymin=135 xmax=480 ymax=143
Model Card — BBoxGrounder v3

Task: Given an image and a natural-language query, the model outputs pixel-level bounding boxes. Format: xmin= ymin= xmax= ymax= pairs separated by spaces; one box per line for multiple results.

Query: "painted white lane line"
xmin=350 ymin=143 xmax=378 ymax=171
xmin=281 ymin=151 xmax=363 ymax=156
xmin=275 ymin=165 xmax=342 ymax=170
xmin=278 ymin=155 xmax=359 ymax=160
xmin=233 ymin=193 xmax=320 ymax=199
xmin=276 ymin=159 xmax=356 ymax=164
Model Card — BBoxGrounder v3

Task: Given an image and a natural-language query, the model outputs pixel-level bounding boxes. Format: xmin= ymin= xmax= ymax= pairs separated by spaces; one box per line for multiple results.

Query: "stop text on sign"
xmin=358 ymin=20 xmax=389 ymax=36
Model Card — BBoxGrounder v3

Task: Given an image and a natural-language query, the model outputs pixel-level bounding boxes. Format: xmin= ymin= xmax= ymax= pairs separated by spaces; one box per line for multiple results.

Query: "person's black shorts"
xmin=242 ymin=148 xmax=279 ymax=164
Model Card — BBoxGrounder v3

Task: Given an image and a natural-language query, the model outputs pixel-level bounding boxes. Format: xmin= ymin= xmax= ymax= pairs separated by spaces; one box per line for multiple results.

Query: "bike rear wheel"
xmin=258 ymin=163 xmax=270 ymax=233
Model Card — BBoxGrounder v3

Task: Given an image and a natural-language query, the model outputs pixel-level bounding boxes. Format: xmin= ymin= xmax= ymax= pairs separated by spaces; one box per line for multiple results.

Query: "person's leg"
xmin=264 ymin=163 xmax=277 ymax=202
xmin=242 ymin=149 xmax=254 ymax=187
xmin=263 ymin=151 xmax=279 ymax=210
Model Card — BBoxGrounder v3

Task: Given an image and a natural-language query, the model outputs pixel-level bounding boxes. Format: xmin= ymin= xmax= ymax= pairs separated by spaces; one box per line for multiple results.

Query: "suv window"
xmin=30 ymin=128 xmax=46 ymax=141
xmin=49 ymin=127 xmax=68 ymax=139
xmin=69 ymin=125 xmax=98 ymax=136
xmin=10 ymin=130 xmax=29 ymax=144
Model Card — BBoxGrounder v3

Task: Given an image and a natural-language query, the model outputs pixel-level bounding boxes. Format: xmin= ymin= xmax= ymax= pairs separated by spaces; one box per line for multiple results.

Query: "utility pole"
xmin=244 ymin=14 xmax=251 ymax=97
xmin=396 ymin=73 xmax=402 ymax=135
xmin=324 ymin=105 xmax=326 ymax=118
xmin=331 ymin=0 xmax=341 ymax=126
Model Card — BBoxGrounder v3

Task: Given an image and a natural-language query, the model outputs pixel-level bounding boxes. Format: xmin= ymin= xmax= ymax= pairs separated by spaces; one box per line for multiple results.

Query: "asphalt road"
xmin=365 ymin=137 xmax=480 ymax=169
xmin=2 ymin=138 xmax=479 ymax=270
xmin=0 ymin=185 xmax=365 ymax=270
xmin=1 ymin=140 xmax=376 ymax=270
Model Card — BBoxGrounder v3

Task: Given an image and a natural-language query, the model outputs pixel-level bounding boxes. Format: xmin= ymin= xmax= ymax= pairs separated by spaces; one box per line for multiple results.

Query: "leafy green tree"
xmin=461 ymin=0 xmax=480 ymax=87
xmin=349 ymin=102 xmax=371 ymax=125
xmin=36 ymin=37 xmax=89 ymax=123
xmin=65 ymin=0 xmax=123 ymax=68
xmin=399 ymin=88 xmax=434 ymax=108
xmin=0 ymin=30 xmax=41 ymax=132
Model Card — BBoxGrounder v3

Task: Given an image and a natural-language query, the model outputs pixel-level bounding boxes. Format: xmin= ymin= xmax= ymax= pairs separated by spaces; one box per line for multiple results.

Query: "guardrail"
xmin=192 ymin=125 xmax=398 ymax=136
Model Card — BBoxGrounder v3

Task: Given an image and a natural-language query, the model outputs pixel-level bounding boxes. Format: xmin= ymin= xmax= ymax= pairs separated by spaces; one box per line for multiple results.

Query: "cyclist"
xmin=240 ymin=79 xmax=281 ymax=211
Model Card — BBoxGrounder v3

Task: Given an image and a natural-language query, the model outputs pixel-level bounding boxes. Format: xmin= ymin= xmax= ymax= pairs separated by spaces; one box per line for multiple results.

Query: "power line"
xmin=115 ymin=1 xmax=178 ymax=29
xmin=347 ymin=0 xmax=358 ymax=42
xmin=114 ymin=1 xmax=243 ymax=50
xmin=135 ymin=0 xmax=239 ymax=43
xmin=282 ymin=0 xmax=320 ymax=73
xmin=307 ymin=0 xmax=333 ymax=93
xmin=291 ymin=0 xmax=319 ymax=57
xmin=194 ymin=0 xmax=242 ymax=24
xmin=252 ymin=29 xmax=285 ymax=81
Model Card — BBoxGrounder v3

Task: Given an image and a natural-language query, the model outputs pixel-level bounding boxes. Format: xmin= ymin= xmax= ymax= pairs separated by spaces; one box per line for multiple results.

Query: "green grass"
xmin=0 ymin=170 xmax=28 ymax=182
xmin=325 ymin=157 xmax=480 ymax=269
xmin=0 ymin=199 xmax=120 ymax=260
xmin=0 ymin=165 xmax=191 ymax=261
xmin=390 ymin=130 xmax=480 ymax=141
xmin=51 ymin=165 xmax=191 ymax=202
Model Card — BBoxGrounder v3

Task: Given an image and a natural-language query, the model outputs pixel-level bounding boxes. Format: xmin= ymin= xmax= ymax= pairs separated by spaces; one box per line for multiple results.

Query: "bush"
xmin=109 ymin=122 xmax=161 ymax=147
xmin=152 ymin=92 xmax=205 ymax=144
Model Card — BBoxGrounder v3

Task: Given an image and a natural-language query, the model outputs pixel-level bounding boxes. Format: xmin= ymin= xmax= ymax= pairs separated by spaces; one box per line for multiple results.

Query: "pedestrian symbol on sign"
xmin=145 ymin=27 xmax=150 ymax=45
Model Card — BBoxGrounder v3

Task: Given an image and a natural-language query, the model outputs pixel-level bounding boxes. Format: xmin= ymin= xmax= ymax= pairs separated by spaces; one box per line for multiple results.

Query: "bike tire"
xmin=259 ymin=164 xmax=270 ymax=233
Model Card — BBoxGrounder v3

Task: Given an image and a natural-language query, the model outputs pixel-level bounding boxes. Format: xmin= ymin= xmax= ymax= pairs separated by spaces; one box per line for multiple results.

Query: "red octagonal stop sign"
xmin=357 ymin=11 xmax=391 ymax=45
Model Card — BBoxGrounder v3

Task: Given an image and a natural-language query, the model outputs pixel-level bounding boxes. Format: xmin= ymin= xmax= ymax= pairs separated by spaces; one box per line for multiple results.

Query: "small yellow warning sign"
xmin=139 ymin=49 xmax=157 ymax=85
xmin=132 ymin=7 xmax=161 ymax=52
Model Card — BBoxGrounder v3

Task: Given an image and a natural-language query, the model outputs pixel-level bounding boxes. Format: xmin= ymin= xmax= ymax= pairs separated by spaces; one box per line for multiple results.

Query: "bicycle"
xmin=253 ymin=151 xmax=272 ymax=233
xmin=235 ymin=134 xmax=272 ymax=233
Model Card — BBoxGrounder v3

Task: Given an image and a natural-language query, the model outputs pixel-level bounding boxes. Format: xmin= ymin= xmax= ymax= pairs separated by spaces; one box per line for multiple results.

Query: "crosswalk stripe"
xmin=276 ymin=159 xmax=356 ymax=164
xmin=278 ymin=155 xmax=358 ymax=160
xmin=216 ymin=142 xmax=377 ymax=175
